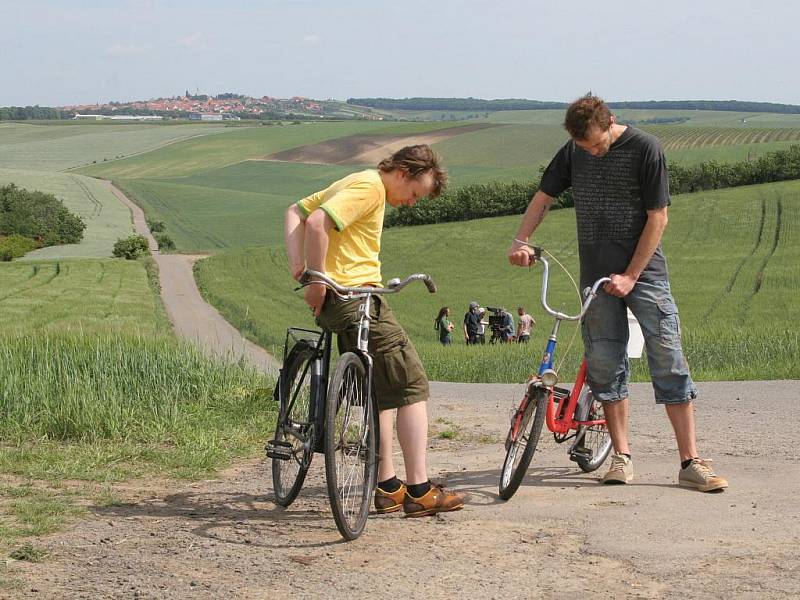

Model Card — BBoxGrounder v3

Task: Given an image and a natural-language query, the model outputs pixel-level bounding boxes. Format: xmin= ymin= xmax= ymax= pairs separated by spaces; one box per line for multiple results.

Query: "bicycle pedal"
xmin=569 ymin=445 xmax=593 ymax=462
xmin=265 ymin=440 xmax=292 ymax=460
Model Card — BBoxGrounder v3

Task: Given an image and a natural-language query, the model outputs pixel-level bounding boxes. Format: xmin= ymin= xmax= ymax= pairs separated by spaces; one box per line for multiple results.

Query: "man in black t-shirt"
xmin=508 ymin=95 xmax=727 ymax=493
xmin=463 ymin=301 xmax=481 ymax=344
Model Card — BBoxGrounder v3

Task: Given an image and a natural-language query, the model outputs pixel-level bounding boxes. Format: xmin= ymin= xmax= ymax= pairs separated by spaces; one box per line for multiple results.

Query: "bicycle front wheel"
xmin=324 ymin=352 xmax=378 ymax=540
xmin=499 ymin=387 xmax=547 ymax=500
xmin=272 ymin=341 xmax=316 ymax=507
xmin=573 ymin=389 xmax=612 ymax=473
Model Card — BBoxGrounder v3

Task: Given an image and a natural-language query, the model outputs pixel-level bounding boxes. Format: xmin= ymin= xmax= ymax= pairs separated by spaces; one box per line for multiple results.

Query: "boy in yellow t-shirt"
xmin=284 ymin=145 xmax=464 ymax=517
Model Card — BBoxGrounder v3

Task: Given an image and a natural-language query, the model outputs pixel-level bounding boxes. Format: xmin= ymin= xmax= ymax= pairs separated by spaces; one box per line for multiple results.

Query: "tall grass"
xmin=0 ymin=333 xmax=274 ymax=445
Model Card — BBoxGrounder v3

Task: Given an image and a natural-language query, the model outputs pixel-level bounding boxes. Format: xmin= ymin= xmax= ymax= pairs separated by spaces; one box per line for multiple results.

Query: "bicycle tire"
xmin=499 ymin=387 xmax=547 ymax=500
xmin=573 ymin=390 xmax=613 ymax=473
xmin=272 ymin=341 xmax=316 ymax=507
xmin=324 ymin=352 xmax=378 ymax=540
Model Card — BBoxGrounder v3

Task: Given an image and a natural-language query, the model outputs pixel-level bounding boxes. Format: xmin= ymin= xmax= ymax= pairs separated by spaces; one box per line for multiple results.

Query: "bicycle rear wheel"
xmin=325 ymin=352 xmax=378 ymax=540
xmin=499 ymin=387 xmax=547 ymax=500
xmin=572 ymin=389 xmax=612 ymax=473
xmin=271 ymin=341 xmax=316 ymax=507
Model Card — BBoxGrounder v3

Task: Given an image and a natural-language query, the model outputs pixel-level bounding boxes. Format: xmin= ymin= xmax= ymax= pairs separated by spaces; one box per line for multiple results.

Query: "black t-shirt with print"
xmin=539 ymin=126 xmax=670 ymax=287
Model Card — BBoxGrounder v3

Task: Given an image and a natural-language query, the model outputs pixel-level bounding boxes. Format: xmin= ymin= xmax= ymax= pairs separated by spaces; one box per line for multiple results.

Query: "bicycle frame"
xmin=279 ymin=327 xmax=333 ymax=455
xmin=528 ymin=249 xmax=610 ymax=437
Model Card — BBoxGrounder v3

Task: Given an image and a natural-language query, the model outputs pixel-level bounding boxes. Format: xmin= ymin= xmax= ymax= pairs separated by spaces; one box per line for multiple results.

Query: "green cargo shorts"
xmin=316 ymin=292 xmax=429 ymax=410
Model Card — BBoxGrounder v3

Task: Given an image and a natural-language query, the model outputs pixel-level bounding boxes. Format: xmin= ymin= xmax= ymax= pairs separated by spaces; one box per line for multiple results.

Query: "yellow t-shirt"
xmin=296 ymin=169 xmax=386 ymax=287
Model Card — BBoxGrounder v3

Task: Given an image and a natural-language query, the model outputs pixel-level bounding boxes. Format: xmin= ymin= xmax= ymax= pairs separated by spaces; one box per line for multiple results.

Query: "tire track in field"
xmin=96 ymin=261 xmax=106 ymax=284
xmin=71 ymin=174 xmax=103 ymax=218
xmin=702 ymin=196 xmax=766 ymax=321
xmin=751 ymin=195 xmax=782 ymax=297
xmin=0 ymin=262 xmax=60 ymax=303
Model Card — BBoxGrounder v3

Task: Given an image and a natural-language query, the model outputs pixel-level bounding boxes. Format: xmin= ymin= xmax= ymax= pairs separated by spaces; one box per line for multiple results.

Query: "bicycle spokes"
xmin=332 ymin=361 xmax=373 ymax=528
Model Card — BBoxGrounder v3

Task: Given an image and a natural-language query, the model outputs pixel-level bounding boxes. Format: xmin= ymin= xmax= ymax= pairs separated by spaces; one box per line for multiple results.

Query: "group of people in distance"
xmin=436 ymin=303 xmax=535 ymax=346
xmin=283 ymin=94 xmax=728 ymax=520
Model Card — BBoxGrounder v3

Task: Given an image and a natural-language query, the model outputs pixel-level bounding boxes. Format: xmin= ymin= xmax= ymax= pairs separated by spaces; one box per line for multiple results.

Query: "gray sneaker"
xmin=601 ymin=453 xmax=633 ymax=484
xmin=679 ymin=458 xmax=728 ymax=492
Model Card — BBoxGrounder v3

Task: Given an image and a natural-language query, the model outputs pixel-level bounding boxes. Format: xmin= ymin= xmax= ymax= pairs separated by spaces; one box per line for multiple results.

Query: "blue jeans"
xmin=581 ymin=280 xmax=697 ymax=404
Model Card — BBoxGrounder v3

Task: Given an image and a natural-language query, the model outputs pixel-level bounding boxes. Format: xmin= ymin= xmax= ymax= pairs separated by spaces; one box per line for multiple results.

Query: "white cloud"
xmin=179 ymin=32 xmax=205 ymax=48
xmin=105 ymin=44 xmax=149 ymax=57
xmin=302 ymin=34 xmax=320 ymax=46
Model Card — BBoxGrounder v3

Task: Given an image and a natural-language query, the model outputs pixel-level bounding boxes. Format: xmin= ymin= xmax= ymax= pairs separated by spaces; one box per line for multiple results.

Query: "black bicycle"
xmin=266 ymin=270 xmax=437 ymax=540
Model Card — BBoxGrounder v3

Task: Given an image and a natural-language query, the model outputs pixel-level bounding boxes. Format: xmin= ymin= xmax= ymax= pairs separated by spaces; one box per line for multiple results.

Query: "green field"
xmin=0 ymin=122 xmax=234 ymax=172
xmin=196 ymin=180 xmax=800 ymax=384
xmin=75 ymin=121 xmax=437 ymax=179
xmin=49 ymin=113 xmax=799 ymax=254
xmin=0 ymin=168 xmax=133 ymax=259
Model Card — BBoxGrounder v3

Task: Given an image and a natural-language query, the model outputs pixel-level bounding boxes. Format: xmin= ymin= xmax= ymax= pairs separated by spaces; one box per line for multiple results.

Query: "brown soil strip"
xmin=265 ymin=123 xmax=495 ymax=165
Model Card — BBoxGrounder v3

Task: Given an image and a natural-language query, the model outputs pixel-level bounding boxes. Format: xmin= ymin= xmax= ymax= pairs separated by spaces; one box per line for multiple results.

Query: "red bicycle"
xmin=499 ymin=247 xmax=613 ymax=500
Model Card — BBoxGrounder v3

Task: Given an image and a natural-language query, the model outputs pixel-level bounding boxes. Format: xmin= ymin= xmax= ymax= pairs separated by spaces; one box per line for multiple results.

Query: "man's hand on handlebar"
xmin=604 ymin=273 xmax=637 ymax=298
xmin=508 ymin=239 xmax=537 ymax=267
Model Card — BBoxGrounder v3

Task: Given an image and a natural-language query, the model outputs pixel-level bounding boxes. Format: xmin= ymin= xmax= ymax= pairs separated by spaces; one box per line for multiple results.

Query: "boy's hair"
xmin=378 ymin=144 xmax=448 ymax=198
xmin=564 ymin=95 xmax=614 ymax=141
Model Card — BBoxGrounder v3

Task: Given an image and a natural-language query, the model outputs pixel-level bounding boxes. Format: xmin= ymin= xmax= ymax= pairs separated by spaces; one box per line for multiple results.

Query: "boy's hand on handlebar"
xmin=290 ymin=262 xmax=306 ymax=282
xmin=604 ymin=273 xmax=637 ymax=298
xmin=304 ymin=282 xmax=326 ymax=316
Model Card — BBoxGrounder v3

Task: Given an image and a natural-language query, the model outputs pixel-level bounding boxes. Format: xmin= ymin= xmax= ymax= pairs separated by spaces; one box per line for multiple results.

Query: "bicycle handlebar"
xmin=299 ymin=270 xmax=437 ymax=297
xmin=529 ymin=246 xmax=610 ymax=321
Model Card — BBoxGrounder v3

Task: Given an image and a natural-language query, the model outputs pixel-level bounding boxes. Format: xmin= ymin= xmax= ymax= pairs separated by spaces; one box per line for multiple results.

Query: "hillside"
xmin=195 ymin=179 xmax=800 ymax=383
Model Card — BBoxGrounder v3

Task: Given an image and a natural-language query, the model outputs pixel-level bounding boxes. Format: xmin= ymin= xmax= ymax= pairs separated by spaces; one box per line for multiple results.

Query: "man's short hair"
xmin=377 ymin=144 xmax=448 ymax=198
xmin=564 ymin=95 xmax=613 ymax=141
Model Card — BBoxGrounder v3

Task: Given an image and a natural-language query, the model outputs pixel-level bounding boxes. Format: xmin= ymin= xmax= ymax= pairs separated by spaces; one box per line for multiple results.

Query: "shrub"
xmin=0 ymin=234 xmax=38 ymax=260
xmin=147 ymin=219 xmax=165 ymax=233
xmin=112 ymin=234 xmax=150 ymax=259
xmin=0 ymin=184 xmax=86 ymax=246
xmin=154 ymin=232 xmax=175 ymax=251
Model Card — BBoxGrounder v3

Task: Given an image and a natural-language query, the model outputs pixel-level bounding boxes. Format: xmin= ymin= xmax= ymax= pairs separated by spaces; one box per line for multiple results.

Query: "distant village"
xmin=64 ymin=93 xmax=384 ymax=121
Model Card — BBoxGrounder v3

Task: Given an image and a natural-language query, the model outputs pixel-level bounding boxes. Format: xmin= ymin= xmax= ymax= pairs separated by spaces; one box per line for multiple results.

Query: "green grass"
xmin=195 ymin=180 xmax=800 ymax=383
xmin=433 ymin=124 xmax=569 ymax=168
xmin=0 ymin=168 xmax=133 ymax=259
xmin=0 ymin=122 xmax=233 ymax=172
xmin=0 ymin=333 xmax=275 ymax=549
xmin=0 ymin=259 xmax=166 ymax=335
xmin=1 ymin=485 xmax=82 ymax=545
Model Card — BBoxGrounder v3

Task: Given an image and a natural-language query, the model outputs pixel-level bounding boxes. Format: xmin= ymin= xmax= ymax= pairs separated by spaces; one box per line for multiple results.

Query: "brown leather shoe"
xmin=374 ymin=483 xmax=407 ymax=514
xmin=403 ymin=484 xmax=465 ymax=517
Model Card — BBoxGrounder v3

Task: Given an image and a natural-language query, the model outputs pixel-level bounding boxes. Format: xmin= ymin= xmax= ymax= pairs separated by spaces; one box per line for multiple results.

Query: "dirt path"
xmin=103 ymin=181 xmax=279 ymax=377
xmin=8 ymin=379 xmax=800 ymax=598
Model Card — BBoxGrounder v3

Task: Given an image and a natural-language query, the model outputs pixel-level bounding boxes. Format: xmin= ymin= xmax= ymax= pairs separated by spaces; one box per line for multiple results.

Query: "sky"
xmin=2 ymin=0 xmax=799 ymax=107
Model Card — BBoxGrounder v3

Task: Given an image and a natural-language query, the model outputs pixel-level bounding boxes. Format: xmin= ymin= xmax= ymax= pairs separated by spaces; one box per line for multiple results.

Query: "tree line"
xmin=385 ymin=145 xmax=800 ymax=227
xmin=0 ymin=106 xmax=69 ymax=120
